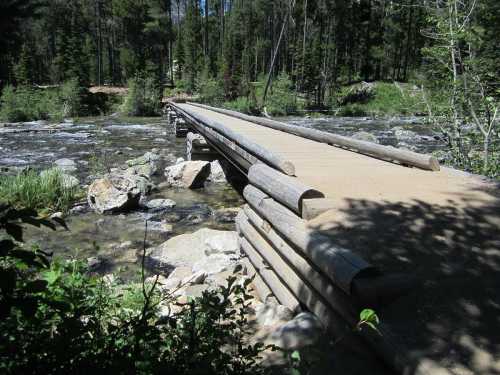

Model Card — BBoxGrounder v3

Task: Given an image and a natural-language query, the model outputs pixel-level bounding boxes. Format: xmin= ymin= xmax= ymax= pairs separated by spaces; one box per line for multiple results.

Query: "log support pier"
xmin=186 ymin=132 xmax=219 ymax=161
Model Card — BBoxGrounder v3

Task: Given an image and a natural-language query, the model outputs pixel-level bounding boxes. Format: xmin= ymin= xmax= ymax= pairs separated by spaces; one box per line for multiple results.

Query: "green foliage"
xmin=0 ymin=81 xmax=103 ymax=122
xmin=0 ymin=207 xmax=272 ymax=374
xmin=335 ymin=82 xmax=427 ymax=117
xmin=121 ymin=73 xmax=162 ymax=116
xmin=223 ymin=97 xmax=259 ymax=115
xmin=197 ymin=74 xmax=224 ymax=105
xmin=0 ymin=169 xmax=79 ymax=213
xmin=59 ymin=78 xmax=84 ymax=118
xmin=265 ymin=72 xmax=298 ymax=116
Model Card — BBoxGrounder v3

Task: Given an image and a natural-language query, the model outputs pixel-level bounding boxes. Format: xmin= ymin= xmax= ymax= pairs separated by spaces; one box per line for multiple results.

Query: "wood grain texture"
xmin=248 ymin=163 xmax=324 ymax=215
xmin=188 ymin=102 xmax=440 ymax=171
xmin=243 ymin=184 xmax=372 ymax=294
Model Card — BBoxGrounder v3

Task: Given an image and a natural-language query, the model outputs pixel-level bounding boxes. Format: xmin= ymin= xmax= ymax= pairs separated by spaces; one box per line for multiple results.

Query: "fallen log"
xmin=243 ymin=184 xmax=372 ymax=294
xmin=188 ymin=102 xmax=440 ymax=171
xmin=248 ymin=163 xmax=324 ymax=215
xmin=169 ymin=101 xmax=296 ymax=175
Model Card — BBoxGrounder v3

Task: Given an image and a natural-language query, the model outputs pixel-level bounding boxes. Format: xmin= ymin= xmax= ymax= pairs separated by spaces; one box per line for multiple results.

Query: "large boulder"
xmin=164 ymin=160 xmax=211 ymax=188
xmin=87 ymin=173 xmax=151 ymax=214
xmin=269 ymin=312 xmax=324 ymax=350
xmin=204 ymin=231 xmax=238 ymax=256
xmin=126 ymin=151 xmax=161 ymax=178
xmin=145 ymin=198 xmax=176 ymax=212
xmin=208 ymin=160 xmax=228 ymax=183
xmin=54 ymin=158 xmax=77 ymax=173
xmin=146 ymin=228 xmax=239 ymax=271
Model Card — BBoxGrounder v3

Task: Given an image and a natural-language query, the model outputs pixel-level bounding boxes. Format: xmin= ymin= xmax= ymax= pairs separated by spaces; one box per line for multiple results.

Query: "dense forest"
xmin=1 ymin=1 xmax=498 ymax=102
xmin=0 ymin=0 xmax=499 ymax=176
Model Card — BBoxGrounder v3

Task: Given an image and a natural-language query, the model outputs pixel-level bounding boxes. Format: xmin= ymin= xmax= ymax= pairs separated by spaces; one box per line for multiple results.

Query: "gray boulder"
xmin=392 ymin=126 xmax=419 ymax=142
xmin=87 ymin=173 xmax=151 ymax=214
xmin=146 ymin=228 xmax=239 ymax=271
xmin=204 ymin=231 xmax=239 ymax=255
xmin=192 ymin=253 xmax=235 ymax=275
xmin=255 ymin=301 xmax=294 ymax=327
xmin=352 ymin=131 xmax=379 ymax=144
xmin=145 ymin=198 xmax=176 ymax=211
xmin=270 ymin=312 xmax=324 ymax=350
xmin=126 ymin=151 xmax=161 ymax=178
xmin=164 ymin=161 xmax=211 ymax=189
xmin=208 ymin=160 xmax=228 ymax=183
xmin=214 ymin=207 xmax=240 ymax=223
xmin=54 ymin=158 xmax=77 ymax=173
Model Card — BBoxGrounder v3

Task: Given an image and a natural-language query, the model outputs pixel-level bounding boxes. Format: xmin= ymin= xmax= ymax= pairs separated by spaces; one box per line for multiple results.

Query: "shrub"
xmin=197 ymin=75 xmax=224 ymax=105
xmin=0 ymin=169 xmax=79 ymax=213
xmin=0 ymin=205 xmax=273 ymax=374
xmin=0 ymin=85 xmax=34 ymax=122
xmin=58 ymin=78 xmax=84 ymax=118
xmin=0 ymin=81 xmax=89 ymax=122
xmin=121 ymin=74 xmax=162 ymax=116
xmin=265 ymin=72 xmax=298 ymax=116
xmin=337 ymin=103 xmax=368 ymax=117
xmin=223 ymin=96 xmax=259 ymax=115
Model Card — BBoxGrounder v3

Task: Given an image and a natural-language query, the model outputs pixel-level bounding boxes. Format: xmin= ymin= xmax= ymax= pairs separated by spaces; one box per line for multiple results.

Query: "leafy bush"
xmin=197 ymin=75 xmax=224 ymax=105
xmin=334 ymin=82 xmax=428 ymax=117
xmin=0 ymin=81 xmax=92 ymax=122
xmin=0 ymin=205 xmax=273 ymax=374
xmin=122 ymin=74 xmax=162 ymax=116
xmin=337 ymin=103 xmax=368 ymax=117
xmin=265 ymin=72 xmax=298 ymax=116
xmin=0 ymin=169 xmax=79 ymax=213
xmin=58 ymin=78 xmax=84 ymax=118
xmin=223 ymin=96 xmax=259 ymax=115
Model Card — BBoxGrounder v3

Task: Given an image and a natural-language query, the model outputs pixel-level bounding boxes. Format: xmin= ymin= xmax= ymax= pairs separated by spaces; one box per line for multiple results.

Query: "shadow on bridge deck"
xmin=308 ymin=185 xmax=500 ymax=374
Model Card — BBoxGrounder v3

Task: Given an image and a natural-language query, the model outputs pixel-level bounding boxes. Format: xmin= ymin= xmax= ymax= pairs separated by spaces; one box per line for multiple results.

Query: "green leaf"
xmin=44 ymin=269 xmax=61 ymax=285
xmin=290 ymin=350 xmax=301 ymax=361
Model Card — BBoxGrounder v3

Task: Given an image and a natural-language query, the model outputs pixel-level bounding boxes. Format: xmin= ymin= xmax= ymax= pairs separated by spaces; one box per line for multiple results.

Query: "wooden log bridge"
xmin=166 ymin=100 xmax=500 ymax=375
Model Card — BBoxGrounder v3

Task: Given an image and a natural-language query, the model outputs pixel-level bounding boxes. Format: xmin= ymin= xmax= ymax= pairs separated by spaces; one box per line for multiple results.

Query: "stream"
xmin=0 ymin=114 xmax=445 ymax=279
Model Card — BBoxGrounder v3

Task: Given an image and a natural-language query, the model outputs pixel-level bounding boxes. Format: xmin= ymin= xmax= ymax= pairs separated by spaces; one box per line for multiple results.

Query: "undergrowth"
xmin=0 ymin=169 xmax=79 ymax=213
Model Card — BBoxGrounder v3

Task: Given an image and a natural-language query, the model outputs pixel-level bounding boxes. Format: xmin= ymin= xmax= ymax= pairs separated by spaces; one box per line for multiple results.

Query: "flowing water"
xmin=0 ymin=114 xmax=444 ymax=278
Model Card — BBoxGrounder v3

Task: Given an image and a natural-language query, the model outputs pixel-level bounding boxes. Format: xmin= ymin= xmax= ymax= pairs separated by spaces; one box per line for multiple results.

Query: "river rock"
xmin=145 ymin=198 xmax=176 ymax=211
xmin=146 ymin=228 xmax=239 ymax=272
xmin=392 ymin=126 xmax=419 ymax=142
xmin=270 ymin=312 xmax=324 ymax=350
xmin=126 ymin=151 xmax=161 ymax=177
xmin=54 ymin=158 xmax=77 ymax=173
xmin=176 ymin=284 xmax=211 ymax=298
xmin=204 ymin=231 xmax=239 ymax=255
xmin=214 ymin=207 xmax=240 ymax=223
xmin=164 ymin=161 xmax=211 ymax=189
xmin=87 ymin=173 xmax=149 ymax=214
xmin=192 ymin=253 xmax=236 ymax=275
xmin=255 ymin=300 xmax=294 ymax=327
xmin=208 ymin=160 xmax=228 ymax=183
xmin=352 ymin=131 xmax=379 ymax=144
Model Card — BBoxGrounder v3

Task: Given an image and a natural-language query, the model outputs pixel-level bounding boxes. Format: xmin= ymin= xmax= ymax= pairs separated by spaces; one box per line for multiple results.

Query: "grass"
xmin=0 ymin=168 xmax=80 ymax=213
xmin=336 ymin=82 xmax=430 ymax=117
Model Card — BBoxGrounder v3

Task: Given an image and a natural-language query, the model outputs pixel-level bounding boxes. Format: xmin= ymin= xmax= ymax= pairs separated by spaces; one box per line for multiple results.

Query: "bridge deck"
xmin=178 ymin=103 xmax=495 ymax=212
xmin=177 ymin=103 xmax=500 ymax=375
